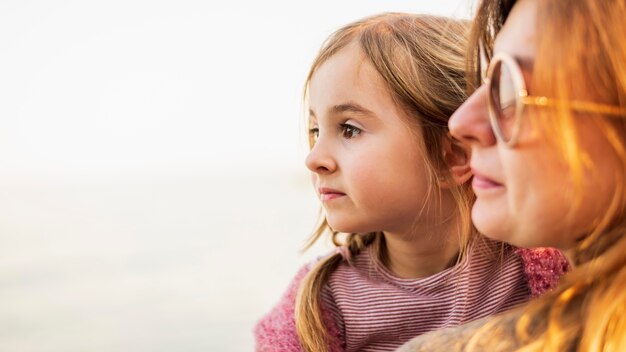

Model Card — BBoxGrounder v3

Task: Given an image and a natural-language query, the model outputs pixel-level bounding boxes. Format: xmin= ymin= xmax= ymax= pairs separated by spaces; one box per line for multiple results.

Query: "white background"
xmin=0 ymin=1 xmax=472 ymax=351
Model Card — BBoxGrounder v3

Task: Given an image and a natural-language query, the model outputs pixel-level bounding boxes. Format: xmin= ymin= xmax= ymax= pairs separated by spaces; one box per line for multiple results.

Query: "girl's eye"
xmin=340 ymin=123 xmax=361 ymax=139
xmin=308 ymin=127 xmax=319 ymax=142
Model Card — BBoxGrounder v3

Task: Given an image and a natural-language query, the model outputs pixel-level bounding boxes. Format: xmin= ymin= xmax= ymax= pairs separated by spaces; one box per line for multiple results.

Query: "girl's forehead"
xmin=309 ymin=48 xmax=394 ymax=114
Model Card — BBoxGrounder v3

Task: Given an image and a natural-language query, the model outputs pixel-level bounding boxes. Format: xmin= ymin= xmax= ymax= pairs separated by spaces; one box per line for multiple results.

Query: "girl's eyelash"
xmin=308 ymin=127 xmax=319 ymax=139
xmin=308 ymin=123 xmax=362 ymax=141
xmin=340 ymin=123 xmax=362 ymax=139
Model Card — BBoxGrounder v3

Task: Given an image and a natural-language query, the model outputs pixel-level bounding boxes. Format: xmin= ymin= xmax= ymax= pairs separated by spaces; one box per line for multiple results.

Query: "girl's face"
xmin=306 ymin=42 xmax=434 ymax=235
xmin=449 ymin=0 xmax=620 ymax=249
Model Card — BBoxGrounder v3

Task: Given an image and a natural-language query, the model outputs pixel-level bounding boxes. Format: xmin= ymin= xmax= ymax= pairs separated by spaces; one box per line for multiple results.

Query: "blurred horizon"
xmin=0 ymin=0 xmax=473 ymax=350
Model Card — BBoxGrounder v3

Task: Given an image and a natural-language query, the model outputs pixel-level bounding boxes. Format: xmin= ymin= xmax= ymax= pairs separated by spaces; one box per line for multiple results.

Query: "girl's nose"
xmin=449 ymin=84 xmax=497 ymax=147
xmin=305 ymin=138 xmax=337 ymax=174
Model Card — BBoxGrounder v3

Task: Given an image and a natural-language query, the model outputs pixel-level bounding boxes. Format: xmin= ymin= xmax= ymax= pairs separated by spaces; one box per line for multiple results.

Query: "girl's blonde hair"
xmin=467 ymin=0 xmax=626 ymax=350
xmin=296 ymin=13 xmax=475 ymax=351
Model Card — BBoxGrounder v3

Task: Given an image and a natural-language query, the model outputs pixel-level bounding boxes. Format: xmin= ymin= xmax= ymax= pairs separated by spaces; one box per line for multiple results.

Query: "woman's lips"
xmin=471 ymin=173 xmax=503 ymax=191
xmin=318 ymin=187 xmax=346 ymax=201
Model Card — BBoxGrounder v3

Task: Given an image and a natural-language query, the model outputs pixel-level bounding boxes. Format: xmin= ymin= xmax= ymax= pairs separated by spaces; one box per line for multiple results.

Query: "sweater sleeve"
xmin=515 ymin=247 xmax=571 ymax=298
xmin=254 ymin=261 xmax=344 ymax=352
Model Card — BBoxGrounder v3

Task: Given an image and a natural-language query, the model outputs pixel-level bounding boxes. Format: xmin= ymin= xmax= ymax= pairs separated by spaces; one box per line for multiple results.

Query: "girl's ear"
xmin=439 ymin=135 xmax=472 ymax=188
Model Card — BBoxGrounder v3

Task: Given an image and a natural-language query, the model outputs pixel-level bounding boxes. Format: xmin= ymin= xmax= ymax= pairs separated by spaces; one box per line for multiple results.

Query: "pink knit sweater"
xmin=254 ymin=244 xmax=569 ymax=352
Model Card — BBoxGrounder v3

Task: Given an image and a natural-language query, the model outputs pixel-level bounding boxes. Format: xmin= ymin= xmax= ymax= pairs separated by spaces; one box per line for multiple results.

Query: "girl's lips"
xmin=318 ymin=187 xmax=346 ymax=201
xmin=320 ymin=193 xmax=345 ymax=201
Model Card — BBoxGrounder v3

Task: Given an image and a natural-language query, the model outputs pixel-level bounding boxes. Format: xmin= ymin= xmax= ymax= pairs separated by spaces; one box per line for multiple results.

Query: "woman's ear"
xmin=439 ymin=135 xmax=472 ymax=188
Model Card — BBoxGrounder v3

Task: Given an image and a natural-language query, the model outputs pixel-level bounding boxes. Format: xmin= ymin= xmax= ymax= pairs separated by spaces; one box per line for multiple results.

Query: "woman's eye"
xmin=341 ymin=123 xmax=361 ymax=139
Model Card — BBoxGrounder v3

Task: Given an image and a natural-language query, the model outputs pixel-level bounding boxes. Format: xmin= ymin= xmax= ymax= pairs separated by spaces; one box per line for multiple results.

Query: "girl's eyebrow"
xmin=308 ymin=102 xmax=377 ymax=120
xmin=330 ymin=102 xmax=376 ymax=118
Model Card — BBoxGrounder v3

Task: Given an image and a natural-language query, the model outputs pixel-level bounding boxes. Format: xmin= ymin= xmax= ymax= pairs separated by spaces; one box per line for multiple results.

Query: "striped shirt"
xmin=321 ymin=238 xmax=531 ymax=352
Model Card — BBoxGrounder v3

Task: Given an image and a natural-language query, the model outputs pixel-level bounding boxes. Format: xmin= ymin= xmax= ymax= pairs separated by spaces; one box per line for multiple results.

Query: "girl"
xmin=399 ymin=0 xmax=626 ymax=350
xmin=255 ymin=13 xmax=567 ymax=352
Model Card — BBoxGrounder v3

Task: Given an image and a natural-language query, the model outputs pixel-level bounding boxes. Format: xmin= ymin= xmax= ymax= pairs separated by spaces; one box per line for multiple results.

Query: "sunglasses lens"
xmin=490 ymin=60 xmax=518 ymax=143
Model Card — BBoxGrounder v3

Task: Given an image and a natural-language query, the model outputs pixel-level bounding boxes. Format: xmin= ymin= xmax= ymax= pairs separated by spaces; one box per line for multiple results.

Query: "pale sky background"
xmin=0 ymin=1 xmax=473 ymax=351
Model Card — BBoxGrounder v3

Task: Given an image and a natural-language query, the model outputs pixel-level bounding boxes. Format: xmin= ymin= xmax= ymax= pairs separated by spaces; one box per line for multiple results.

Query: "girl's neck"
xmin=380 ymin=213 xmax=464 ymax=279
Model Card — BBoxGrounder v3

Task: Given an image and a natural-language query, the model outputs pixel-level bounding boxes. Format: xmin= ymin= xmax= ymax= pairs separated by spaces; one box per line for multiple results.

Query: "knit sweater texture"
xmin=254 ymin=240 xmax=569 ymax=352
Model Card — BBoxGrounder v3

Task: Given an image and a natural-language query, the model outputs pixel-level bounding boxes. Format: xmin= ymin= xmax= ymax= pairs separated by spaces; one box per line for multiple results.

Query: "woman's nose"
xmin=305 ymin=137 xmax=337 ymax=174
xmin=449 ymin=84 xmax=497 ymax=147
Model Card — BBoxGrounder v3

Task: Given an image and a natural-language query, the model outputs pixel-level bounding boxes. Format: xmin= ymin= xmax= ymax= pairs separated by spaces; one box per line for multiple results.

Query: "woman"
xmin=398 ymin=0 xmax=626 ymax=350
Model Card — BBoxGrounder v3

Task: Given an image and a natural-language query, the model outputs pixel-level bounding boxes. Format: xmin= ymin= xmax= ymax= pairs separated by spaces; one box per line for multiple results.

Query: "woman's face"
xmin=449 ymin=0 xmax=621 ymax=250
